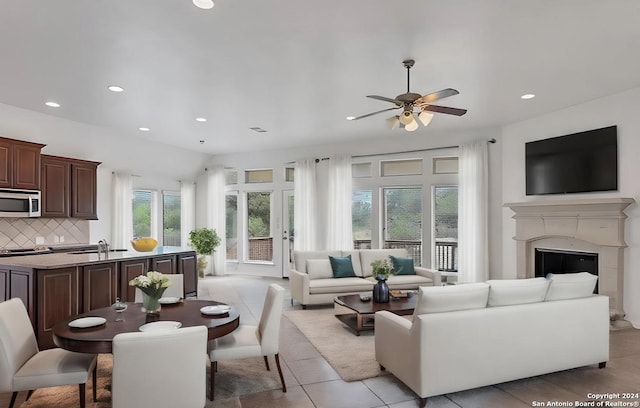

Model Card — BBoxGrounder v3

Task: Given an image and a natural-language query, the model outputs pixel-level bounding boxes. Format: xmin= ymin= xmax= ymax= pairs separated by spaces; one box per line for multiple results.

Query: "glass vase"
xmin=141 ymin=292 xmax=162 ymax=315
xmin=373 ymin=278 xmax=390 ymax=303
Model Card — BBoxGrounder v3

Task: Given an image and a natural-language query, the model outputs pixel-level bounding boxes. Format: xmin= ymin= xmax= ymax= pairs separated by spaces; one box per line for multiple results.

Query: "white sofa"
xmin=290 ymin=249 xmax=441 ymax=308
xmin=375 ymin=273 xmax=609 ymax=407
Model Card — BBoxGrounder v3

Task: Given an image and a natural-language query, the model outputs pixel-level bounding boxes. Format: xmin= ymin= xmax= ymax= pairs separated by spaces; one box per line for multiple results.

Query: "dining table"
xmin=52 ymin=299 xmax=240 ymax=354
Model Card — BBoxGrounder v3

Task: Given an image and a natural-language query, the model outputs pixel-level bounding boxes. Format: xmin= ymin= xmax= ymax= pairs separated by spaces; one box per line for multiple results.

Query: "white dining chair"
xmin=0 ymin=298 xmax=98 ymax=408
xmin=208 ymin=283 xmax=286 ymax=401
xmin=112 ymin=325 xmax=208 ymax=408
xmin=134 ymin=273 xmax=184 ymax=302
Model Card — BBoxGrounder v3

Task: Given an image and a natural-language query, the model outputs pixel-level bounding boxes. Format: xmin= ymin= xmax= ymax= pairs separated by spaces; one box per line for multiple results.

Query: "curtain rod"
xmin=306 ymin=138 xmax=496 ymax=162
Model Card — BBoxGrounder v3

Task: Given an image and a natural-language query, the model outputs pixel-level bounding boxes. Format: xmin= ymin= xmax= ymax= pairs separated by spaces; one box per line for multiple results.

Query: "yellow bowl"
xmin=130 ymin=237 xmax=158 ymax=252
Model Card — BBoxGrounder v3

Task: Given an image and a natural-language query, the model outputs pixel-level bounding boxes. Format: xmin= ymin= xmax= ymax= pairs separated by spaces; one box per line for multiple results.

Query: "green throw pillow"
xmin=390 ymin=255 xmax=415 ymax=275
xmin=329 ymin=255 xmax=356 ymax=278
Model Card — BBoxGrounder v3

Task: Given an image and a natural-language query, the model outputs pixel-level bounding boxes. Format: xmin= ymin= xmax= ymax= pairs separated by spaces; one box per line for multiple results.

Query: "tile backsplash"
xmin=0 ymin=218 xmax=89 ymax=249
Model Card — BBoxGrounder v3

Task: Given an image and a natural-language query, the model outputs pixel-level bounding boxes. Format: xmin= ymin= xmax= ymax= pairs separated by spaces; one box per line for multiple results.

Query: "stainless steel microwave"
xmin=0 ymin=188 xmax=41 ymax=217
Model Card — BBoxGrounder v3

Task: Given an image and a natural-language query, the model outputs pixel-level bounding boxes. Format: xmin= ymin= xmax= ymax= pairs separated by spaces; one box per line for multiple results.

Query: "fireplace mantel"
xmin=505 ymin=198 xmax=635 ymax=324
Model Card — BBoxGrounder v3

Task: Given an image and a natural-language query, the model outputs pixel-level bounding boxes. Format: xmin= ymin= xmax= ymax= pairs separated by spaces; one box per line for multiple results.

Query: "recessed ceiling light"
xmin=193 ymin=0 xmax=214 ymax=9
xmin=45 ymin=101 xmax=60 ymax=108
xmin=195 ymin=117 xmax=207 ymax=122
xmin=521 ymin=93 xmax=536 ymax=100
xmin=346 ymin=116 xmax=356 ymax=120
xmin=108 ymin=85 xmax=124 ymax=92
xmin=139 ymin=127 xmax=150 ymax=132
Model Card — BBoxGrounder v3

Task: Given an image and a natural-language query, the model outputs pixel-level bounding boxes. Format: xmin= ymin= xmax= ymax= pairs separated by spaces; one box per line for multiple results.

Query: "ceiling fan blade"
xmin=349 ymin=107 xmax=399 ymax=120
xmin=366 ymin=95 xmax=403 ymax=106
xmin=414 ymin=88 xmax=459 ymax=105
xmin=422 ymin=104 xmax=467 ymax=116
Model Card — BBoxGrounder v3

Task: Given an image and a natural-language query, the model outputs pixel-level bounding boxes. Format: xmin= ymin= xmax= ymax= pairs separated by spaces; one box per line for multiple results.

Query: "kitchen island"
xmin=0 ymin=246 xmax=197 ymax=348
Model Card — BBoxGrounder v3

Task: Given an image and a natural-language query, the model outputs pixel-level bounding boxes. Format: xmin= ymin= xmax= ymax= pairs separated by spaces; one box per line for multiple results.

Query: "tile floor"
xmin=2 ymin=274 xmax=640 ymax=408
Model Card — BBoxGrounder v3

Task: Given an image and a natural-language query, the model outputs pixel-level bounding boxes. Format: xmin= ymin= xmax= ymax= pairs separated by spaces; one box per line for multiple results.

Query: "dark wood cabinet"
xmin=0 ymin=137 xmax=45 ymax=189
xmin=119 ymin=258 xmax=150 ymax=302
xmin=151 ymin=255 xmax=176 ymax=275
xmin=36 ymin=267 xmax=78 ymax=349
xmin=81 ymin=262 xmax=117 ymax=312
xmin=40 ymin=155 xmax=100 ymax=219
xmin=178 ymin=253 xmax=197 ymax=297
xmin=0 ymin=269 xmax=7 ymax=302
xmin=41 ymin=155 xmax=71 ymax=217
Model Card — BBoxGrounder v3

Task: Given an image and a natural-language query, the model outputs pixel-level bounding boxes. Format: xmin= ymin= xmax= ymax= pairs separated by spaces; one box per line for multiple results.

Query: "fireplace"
xmin=505 ymin=198 xmax=634 ymax=324
xmin=534 ymin=248 xmax=598 ymax=293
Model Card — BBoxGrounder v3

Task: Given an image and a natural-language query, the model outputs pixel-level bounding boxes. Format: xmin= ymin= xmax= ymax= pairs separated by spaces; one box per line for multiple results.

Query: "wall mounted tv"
xmin=525 ymin=125 xmax=618 ymax=195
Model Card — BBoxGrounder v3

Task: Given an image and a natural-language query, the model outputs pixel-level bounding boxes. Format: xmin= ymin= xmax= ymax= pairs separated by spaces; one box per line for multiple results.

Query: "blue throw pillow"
xmin=390 ymin=256 xmax=415 ymax=275
xmin=329 ymin=255 xmax=356 ymax=278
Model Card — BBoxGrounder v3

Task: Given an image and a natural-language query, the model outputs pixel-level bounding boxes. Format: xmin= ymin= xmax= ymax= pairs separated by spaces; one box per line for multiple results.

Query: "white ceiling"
xmin=1 ymin=0 xmax=640 ymax=155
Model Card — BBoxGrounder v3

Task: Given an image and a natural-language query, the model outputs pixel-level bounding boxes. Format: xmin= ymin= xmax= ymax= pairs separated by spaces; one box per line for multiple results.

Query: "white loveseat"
xmin=290 ymin=249 xmax=441 ymax=308
xmin=375 ymin=273 xmax=609 ymax=407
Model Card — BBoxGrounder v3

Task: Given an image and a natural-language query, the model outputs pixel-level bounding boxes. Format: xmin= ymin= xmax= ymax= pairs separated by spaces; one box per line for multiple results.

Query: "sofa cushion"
xmin=360 ymin=249 xmax=408 ymax=277
xmin=379 ymin=274 xmax=433 ymax=290
xmin=341 ymin=250 xmax=364 ymax=277
xmin=487 ymin=278 xmax=549 ymax=307
xmin=293 ymin=250 xmax=342 ymax=273
xmin=329 ymin=255 xmax=357 ymax=278
xmin=309 ymin=278 xmax=374 ymax=294
xmin=412 ymin=283 xmax=489 ymax=319
xmin=305 ymin=259 xmax=333 ymax=280
xmin=389 ymin=256 xmax=415 ymax=275
xmin=545 ymin=272 xmax=598 ymax=301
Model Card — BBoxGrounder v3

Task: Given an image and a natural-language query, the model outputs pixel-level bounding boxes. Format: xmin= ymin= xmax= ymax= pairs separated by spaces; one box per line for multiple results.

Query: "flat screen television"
xmin=525 ymin=125 xmax=618 ymax=195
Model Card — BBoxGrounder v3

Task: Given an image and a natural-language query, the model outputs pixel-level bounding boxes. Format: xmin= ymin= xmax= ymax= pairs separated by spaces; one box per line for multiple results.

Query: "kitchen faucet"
xmin=97 ymin=239 xmax=109 ymax=256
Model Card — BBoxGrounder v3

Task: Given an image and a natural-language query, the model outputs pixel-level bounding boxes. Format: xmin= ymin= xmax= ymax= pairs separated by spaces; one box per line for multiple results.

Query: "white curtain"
xmin=294 ymin=158 xmax=317 ymax=250
xmin=457 ymin=140 xmax=489 ymax=283
xmin=326 ymin=155 xmax=353 ymax=250
xmin=111 ymin=172 xmax=133 ymax=250
xmin=207 ymin=166 xmax=226 ymax=276
xmin=180 ymin=181 xmax=196 ymax=249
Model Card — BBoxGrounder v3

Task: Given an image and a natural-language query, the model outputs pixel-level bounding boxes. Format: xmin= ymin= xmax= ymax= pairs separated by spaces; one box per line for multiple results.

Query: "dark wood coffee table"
xmin=334 ymin=293 xmax=417 ymax=335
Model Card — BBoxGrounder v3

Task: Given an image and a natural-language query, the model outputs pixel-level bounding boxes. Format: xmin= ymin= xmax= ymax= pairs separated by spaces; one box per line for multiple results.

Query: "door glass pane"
xmin=162 ymin=192 xmax=181 ymax=246
xmin=247 ymin=192 xmax=272 ymax=261
xmin=352 ymin=190 xmax=372 ymax=249
xmin=434 ymin=186 xmax=458 ymax=271
xmin=132 ymin=190 xmax=152 ymax=238
xmin=383 ymin=188 xmax=422 ymax=265
xmin=225 ymin=194 xmax=238 ymax=260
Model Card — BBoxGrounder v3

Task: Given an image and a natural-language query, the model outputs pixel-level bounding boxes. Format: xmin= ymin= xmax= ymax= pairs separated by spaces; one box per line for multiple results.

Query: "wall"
xmin=203 ymin=127 xmax=504 ymax=278
xmin=501 ymin=86 xmax=640 ymax=328
xmin=0 ymin=102 xmax=210 ymax=247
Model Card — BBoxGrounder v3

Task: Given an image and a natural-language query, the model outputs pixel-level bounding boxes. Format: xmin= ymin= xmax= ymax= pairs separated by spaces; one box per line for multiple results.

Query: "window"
xmin=285 ymin=167 xmax=295 ymax=182
xmin=434 ymin=186 xmax=458 ymax=271
xmin=383 ymin=188 xmax=422 ymax=265
xmin=132 ymin=190 xmax=153 ymax=238
xmin=352 ymin=162 xmax=372 ymax=178
xmin=245 ymin=169 xmax=273 ymax=183
xmin=162 ymin=191 xmax=181 ymax=246
xmin=225 ymin=193 xmax=238 ymax=260
xmin=433 ymin=157 xmax=458 ymax=174
xmin=352 ymin=190 xmax=372 ymax=249
xmin=381 ymin=159 xmax=422 ymax=176
xmin=225 ymin=169 xmax=238 ymax=185
xmin=246 ymin=191 xmax=272 ymax=262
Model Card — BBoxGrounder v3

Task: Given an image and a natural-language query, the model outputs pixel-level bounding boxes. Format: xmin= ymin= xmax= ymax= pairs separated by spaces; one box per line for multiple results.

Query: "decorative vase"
xmin=141 ymin=292 xmax=162 ymax=315
xmin=373 ymin=277 xmax=390 ymax=303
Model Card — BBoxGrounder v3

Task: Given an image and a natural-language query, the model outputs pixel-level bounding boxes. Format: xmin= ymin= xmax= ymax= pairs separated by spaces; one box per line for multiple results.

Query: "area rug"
xmin=283 ymin=307 xmax=386 ymax=382
xmin=17 ymin=353 xmax=284 ymax=408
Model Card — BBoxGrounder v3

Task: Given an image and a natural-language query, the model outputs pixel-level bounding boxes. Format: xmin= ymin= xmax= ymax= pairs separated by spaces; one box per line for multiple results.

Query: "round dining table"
xmin=52 ymin=299 xmax=240 ymax=354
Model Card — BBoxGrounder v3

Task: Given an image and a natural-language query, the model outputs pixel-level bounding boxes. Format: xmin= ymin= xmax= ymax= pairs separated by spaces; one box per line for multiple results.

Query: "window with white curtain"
xmin=133 ymin=189 xmax=181 ymax=244
xmin=225 ymin=193 xmax=238 ymax=261
xmin=162 ymin=191 xmax=181 ymax=246
xmin=132 ymin=190 xmax=153 ymax=238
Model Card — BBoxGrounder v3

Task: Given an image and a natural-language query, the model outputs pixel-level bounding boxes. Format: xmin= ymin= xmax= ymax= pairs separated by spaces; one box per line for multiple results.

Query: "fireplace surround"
xmin=505 ymin=198 xmax=634 ymax=324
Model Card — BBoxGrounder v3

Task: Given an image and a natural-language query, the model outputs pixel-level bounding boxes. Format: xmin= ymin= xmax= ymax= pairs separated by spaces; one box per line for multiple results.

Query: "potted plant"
xmin=370 ymin=259 xmax=394 ymax=303
xmin=188 ymin=228 xmax=221 ymax=277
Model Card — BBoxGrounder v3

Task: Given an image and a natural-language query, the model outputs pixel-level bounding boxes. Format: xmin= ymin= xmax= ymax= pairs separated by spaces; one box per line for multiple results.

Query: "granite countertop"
xmin=0 ymin=246 xmax=194 ymax=269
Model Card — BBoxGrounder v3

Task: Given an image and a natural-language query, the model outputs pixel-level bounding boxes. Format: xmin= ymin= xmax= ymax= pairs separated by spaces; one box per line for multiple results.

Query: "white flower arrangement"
xmin=129 ymin=271 xmax=171 ymax=298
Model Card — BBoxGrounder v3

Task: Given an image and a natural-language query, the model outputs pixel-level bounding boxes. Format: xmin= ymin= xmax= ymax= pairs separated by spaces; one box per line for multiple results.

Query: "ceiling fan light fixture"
xmin=386 ymin=116 xmax=400 ymax=130
xmin=399 ymin=110 xmax=414 ymax=125
xmin=193 ymin=0 xmax=214 ymax=9
xmin=418 ymin=111 xmax=434 ymax=126
xmin=405 ymin=120 xmax=419 ymax=132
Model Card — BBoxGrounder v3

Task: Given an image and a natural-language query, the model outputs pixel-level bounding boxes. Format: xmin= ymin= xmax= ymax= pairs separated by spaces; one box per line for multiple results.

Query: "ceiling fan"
xmin=347 ymin=59 xmax=467 ymax=131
